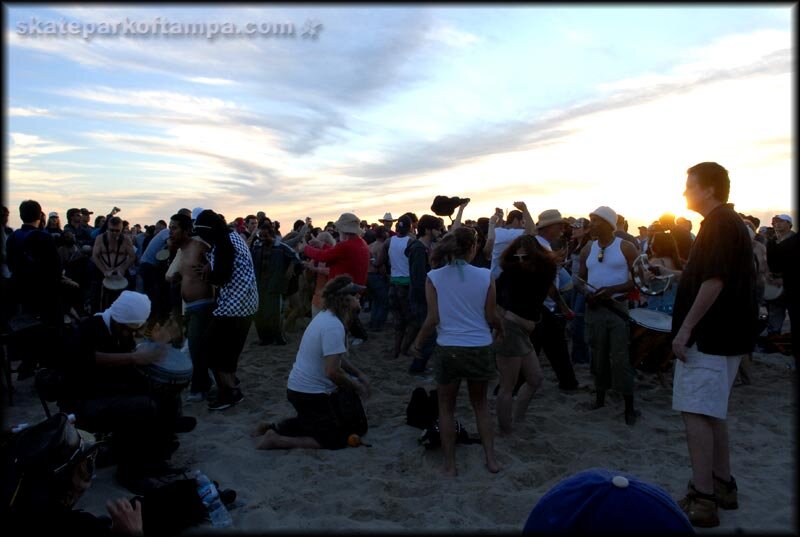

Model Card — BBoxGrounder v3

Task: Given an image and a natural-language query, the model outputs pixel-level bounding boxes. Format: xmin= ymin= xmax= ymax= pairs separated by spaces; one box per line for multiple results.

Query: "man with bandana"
xmin=55 ymin=291 xmax=190 ymax=493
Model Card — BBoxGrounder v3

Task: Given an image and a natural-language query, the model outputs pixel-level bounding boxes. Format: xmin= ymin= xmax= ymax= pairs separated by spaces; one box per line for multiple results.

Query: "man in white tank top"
xmin=578 ymin=206 xmax=639 ymax=425
xmin=377 ymin=215 xmax=415 ymax=359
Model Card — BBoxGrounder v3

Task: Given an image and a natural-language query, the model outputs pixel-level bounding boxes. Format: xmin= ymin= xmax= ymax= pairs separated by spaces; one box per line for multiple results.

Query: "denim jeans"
xmin=367 ymin=273 xmax=389 ymax=330
xmin=570 ymin=292 xmax=591 ymax=364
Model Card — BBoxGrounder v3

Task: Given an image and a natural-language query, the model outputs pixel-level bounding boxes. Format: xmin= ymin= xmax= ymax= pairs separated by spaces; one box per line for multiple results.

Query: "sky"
xmin=4 ymin=4 xmax=796 ymax=231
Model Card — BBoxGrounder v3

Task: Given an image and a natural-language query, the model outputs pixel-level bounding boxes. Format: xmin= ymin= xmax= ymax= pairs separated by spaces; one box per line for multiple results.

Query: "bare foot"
xmin=255 ymin=429 xmax=278 ymax=450
xmin=440 ymin=465 xmax=458 ymax=477
xmin=486 ymin=459 xmax=502 ymax=474
xmin=251 ymin=421 xmax=270 ymax=437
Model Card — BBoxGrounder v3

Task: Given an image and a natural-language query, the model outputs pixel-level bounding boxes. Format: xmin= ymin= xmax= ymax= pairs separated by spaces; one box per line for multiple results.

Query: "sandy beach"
xmin=2 ymin=312 xmax=797 ymax=533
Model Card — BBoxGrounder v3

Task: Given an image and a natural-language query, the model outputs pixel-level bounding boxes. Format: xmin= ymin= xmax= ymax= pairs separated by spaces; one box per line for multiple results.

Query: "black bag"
xmin=406 ymin=387 xmax=438 ymax=430
xmin=135 ymin=478 xmax=207 ymax=535
xmin=329 ymin=389 xmax=368 ymax=436
xmin=418 ymin=418 xmax=472 ymax=449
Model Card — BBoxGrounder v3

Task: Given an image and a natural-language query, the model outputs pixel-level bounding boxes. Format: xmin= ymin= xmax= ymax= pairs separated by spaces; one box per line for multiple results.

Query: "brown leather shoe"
xmin=678 ymin=482 xmax=720 ymax=528
xmin=713 ymin=473 xmax=739 ymax=510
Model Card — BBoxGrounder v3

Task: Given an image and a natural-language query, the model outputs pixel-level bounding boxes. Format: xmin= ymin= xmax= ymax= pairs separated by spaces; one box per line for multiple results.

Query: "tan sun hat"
xmin=379 ymin=212 xmax=396 ymax=223
xmin=536 ymin=209 xmax=568 ymax=229
xmin=334 ymin=213 xmax=364 ymax=236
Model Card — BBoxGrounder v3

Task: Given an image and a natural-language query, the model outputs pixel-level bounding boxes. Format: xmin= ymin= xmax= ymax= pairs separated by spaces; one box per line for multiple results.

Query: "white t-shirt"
xmin=427 ymin=262 xmax=493 ymax=347
xmin=287 ymin=310 xmax=347 ymax=394
xmin=490 ymin=227 xmax=525 ymax=279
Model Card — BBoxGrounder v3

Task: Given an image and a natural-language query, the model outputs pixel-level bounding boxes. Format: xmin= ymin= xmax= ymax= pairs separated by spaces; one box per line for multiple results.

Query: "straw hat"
xmin=334 ymin=213 xmax=364 ymax=236
xmin=536 ymin=209 xmax=568 ymax=229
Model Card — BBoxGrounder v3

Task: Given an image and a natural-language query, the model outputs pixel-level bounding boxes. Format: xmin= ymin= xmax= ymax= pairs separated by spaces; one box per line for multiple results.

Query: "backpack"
xmin=405 ymin=387 xmax=438 ymax=430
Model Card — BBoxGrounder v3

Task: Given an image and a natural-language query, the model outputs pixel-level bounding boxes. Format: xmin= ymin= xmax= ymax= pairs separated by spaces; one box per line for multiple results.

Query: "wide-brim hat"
xmin=523 ymin=468 xmax=694 ymax=533
xmin=13 ymin=413 xmax=102 ymax=475
xmin=431 ymin=196 xmax=469 ymax=217
xmin=379 ymin=212 xmax=396 ymax=223
xmin=536 ymin=209 xmax=568 ymax=229
xmin=334 ymin=213 xmax=364 ymax=236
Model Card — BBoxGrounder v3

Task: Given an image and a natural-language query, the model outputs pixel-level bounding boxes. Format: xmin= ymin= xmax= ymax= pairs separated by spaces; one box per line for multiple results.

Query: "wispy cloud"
xmin=9 ymin=107 xmax=54 ymax=117
xmin=7 ymin=132 xmax=83 ymax=165
xmin=184 ymin=76 xmax=238 ymax=86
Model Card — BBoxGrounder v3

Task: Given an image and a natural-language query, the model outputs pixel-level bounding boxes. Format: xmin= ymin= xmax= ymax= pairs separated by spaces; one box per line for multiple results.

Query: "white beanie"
xmin=590 ymin=206 xmax=618 ymax=231
xmin=102 ymin=291 xmax=151 ymax=326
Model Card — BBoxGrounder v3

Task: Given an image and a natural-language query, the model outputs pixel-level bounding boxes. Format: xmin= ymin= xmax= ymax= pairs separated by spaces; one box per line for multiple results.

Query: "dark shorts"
xmin=434 ymin=344 xmax=496 ymax=385
xmin=275 ymin=389 xmax=348 ymax=450
xmin=204 ymin=315 xmax=252 ymax=373
xmin=493 ymin=317 xmax=534 ymax=357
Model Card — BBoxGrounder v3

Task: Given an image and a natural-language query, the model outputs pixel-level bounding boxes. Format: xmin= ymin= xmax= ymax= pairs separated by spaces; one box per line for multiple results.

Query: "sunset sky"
xmin=5 ymin=5 xmax=795 ymax=231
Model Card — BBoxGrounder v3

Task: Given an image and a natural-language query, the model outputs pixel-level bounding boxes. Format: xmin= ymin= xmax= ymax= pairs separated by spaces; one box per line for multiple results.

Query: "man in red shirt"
xmin=300 ymin=212 xmax=370 ymax=286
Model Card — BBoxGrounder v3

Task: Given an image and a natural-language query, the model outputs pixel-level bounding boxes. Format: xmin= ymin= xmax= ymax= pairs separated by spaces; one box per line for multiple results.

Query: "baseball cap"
xmin=80 ymin=208 xmax=93 ymax=215
xmin=523 ymin=468 xmax=694 ymax=534
xmin=774 ymin=214 xmax=792 ymax=226
xmin=48 ymin=211 xmax=59 ymax=218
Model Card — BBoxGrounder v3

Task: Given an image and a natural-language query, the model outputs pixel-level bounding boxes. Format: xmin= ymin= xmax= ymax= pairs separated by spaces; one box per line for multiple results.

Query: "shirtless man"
xmin=92 ymin=216 xmax=136 ymax=310
xmin=165 ymin=213 xmax=215 ymax=401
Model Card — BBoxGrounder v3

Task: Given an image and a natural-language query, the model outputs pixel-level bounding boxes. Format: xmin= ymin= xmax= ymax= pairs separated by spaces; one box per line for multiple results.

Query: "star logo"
xmin=301 ymin=19 xmax=323 ymax=39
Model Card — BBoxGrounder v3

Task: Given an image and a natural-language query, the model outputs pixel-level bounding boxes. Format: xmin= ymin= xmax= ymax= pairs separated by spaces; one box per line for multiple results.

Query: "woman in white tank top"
xmin=411 ymin=227 xmax=504 ymax=476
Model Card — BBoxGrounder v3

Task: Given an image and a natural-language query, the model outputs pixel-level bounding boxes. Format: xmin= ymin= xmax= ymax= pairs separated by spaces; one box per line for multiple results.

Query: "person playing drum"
xmin=644 ymin=232 xmax=683 ymax=315
xmin=53 ymin=291 xmax=192 ymax=494
xmin=92 ymin=216 xmax=135 ymax=310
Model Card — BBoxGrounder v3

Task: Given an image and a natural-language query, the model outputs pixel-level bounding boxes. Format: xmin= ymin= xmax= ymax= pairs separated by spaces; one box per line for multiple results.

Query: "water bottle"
xmin=195 ymin=470 xmax=233 ymax=528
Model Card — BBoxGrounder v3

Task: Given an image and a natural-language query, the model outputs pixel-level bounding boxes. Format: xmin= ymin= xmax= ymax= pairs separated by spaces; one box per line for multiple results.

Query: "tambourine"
xmin=631 ymin=255 xmax=673 ymax=297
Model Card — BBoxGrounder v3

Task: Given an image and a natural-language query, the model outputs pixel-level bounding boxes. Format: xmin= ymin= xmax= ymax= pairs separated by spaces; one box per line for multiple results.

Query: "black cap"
xmin=80 ymin=208 xmax=93 ymax=215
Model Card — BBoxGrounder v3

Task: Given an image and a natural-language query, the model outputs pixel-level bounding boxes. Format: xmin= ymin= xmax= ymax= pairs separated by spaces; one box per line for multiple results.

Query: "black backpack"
xmin=405 ymin=387 xmax=439 ymax=430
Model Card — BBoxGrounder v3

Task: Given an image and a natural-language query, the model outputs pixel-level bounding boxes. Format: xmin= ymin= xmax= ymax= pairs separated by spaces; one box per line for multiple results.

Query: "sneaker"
xmin=185 ymin=391 xmax=207 ymax=403
xmin=678 ymin=482 xmax=720 ymax=528
xmin=208 ymin=389 xmax=244 ymax=411
xmin=713 ymin=473 xmax=739 ymax=510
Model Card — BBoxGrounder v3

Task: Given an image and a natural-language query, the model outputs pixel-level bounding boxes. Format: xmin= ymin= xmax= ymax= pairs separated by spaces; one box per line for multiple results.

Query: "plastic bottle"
xmin=195 ymin=470 xmax=233 ymax=528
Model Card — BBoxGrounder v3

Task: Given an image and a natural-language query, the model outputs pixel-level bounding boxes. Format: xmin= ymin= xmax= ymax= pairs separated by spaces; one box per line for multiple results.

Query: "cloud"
xmin=7 ymin=132 xmax=83 ymax=164
xmin=425 ymin=25 xmax=481 ymax=48
xmin=184 ymin=76 xmax=238 ymax=85
xmin=9 ymin=107 xmax=53 ymax=117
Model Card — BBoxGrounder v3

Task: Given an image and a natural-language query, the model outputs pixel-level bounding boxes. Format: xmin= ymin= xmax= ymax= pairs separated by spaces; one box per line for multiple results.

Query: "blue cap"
xmin=523 ymin=468 xmax=694 ymax=534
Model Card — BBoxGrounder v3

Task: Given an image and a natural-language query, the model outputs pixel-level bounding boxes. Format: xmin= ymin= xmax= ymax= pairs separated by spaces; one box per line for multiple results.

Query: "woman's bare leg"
xmin=467 ymin=380 xmax=501 ymax=473
xmin=437 ymin=381 xmax=460 ymax=476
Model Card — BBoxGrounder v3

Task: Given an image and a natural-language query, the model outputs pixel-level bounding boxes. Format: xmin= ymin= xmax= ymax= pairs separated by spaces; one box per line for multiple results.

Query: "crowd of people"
xmin=1 ymin=160 xmax=797 ymax=531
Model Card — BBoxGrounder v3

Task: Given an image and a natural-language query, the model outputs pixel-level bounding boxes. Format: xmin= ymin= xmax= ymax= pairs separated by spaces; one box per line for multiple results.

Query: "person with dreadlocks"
xmin=252 ymin=275 xmax=371 ymax=450
xmin=411 ymin=227 xmax=504 ymax=476
xmin=192 ymin=210 xmax=259 ymax=411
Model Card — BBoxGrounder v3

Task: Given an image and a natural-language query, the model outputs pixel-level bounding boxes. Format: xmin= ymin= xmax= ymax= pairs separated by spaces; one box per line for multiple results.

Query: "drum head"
xmin=764 ymin=283 xmax=782 ymax=301
xmin=137 ymin=343 xmax=193 ymax=382
xmin=103 ymin=275 xmax=128 ymax=291
xmin=155 ymin=249 xmax=170 ymax=261
xmin=629 ymin=308 xmax=672 ymax=332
